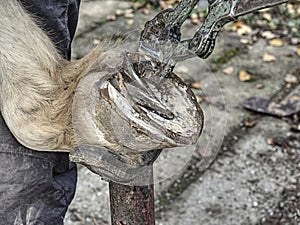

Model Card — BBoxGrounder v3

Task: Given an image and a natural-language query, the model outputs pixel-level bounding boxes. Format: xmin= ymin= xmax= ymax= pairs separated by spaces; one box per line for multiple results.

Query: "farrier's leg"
xmin=19 ymin=0 xmax=81 ymax=59
xmin=0 ymin=118 xmax=77 ymax=224
xmin=0 ymin=1 xmax=80 ymax=224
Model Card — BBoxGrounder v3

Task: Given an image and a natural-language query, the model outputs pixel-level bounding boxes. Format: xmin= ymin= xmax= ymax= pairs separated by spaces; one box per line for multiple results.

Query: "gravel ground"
xmin=65 ymin=1 xmax=300 ymax=224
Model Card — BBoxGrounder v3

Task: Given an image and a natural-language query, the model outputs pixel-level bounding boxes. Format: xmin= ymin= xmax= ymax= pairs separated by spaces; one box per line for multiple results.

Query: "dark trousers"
xmin=0 ymin=0 xmax=80 ymax=224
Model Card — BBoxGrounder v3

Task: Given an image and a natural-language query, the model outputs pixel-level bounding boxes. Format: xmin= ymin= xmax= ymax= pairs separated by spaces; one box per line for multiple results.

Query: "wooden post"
xmin=109 ymin=166 xmax=155 ymax=225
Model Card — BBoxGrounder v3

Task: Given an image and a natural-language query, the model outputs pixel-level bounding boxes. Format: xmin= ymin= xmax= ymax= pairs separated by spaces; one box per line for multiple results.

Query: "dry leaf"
xmin=190 ymin=13 xmax=198 ymax=19
xmin=261 ymin=31 xmax=276 ymax=40
xmin=93 ymin=39 xmax=101 ymax=45
xmin=289 ymin=95 xmax=299 ymax=102
xmin=124 ymin=8 xmax=134 ymax=15
xmin=106 ymin=15 xmax=116 ymax=21
xmin=239 ymin=70 xmax=252 ymax=82
xmin=269 ymin=39 xmax=284 ymax=47
xmin=191 ymin=18 xmax=200 ymax=25
xmin=231 ymin=21 xmax=242 ymax=31
xmin=133 ymin=1 xmax=144 ymax=8
xmin=232 ymin=21 xmax=252 ymax=35
xmin=126 ymin=19 xmax=134 ymax=25
xmin=262 ymin=53 xmax=276 ymax=62
xmin=286 ymin=83 xmax=292 ymax=89
xmin=191 ymin=82 xmax=201 ymax=89
xmin=115 ymin=9 xmax=124 ymax=16
xmin=222 ymin=66 xmax=234 ymax=75
xmin=266 ymin=138 xmax=274 ymax=145
xmin=284 ymin=74 xmax=298 ymax=83
xmin=243 ymin=119 xmax=256 ymax=128
xmin=237 ymin=25 xmax=252 ymax=36
xmin=142 ymin=9 xmax=150 ymax=15
xmin=262 ymin=13 xmax=272 ymax=22
xmin=159 ymin=1 xmax=169 ymax=10
xmin=240 ymin=38 xmax=250 ymax=44
xmin=259 ymin=8 xmax=271 ymax=13
xmin=287 ymin=3 xmax=295 ymax=14
xmin=291 ymin=38 xmax=299 ymax=45
xmin=255 ymin=83 xmax=264 ymax=89
xmin=125 ymin=13 xmax=134 ymax=18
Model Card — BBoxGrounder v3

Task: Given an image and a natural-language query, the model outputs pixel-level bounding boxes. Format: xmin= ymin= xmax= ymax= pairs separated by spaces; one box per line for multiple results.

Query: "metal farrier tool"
xmin=70 ymin=0 xmax=290 ymax=224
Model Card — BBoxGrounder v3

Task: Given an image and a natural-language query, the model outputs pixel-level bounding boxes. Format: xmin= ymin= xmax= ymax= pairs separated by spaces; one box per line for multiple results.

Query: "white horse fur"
xmin=0 ymin=0 xmax=104 ymax=151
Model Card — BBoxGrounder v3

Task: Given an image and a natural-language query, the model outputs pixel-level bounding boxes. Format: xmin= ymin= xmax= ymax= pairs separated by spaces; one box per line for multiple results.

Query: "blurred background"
xmin=65 ymin=1 xmax=300 ymax=224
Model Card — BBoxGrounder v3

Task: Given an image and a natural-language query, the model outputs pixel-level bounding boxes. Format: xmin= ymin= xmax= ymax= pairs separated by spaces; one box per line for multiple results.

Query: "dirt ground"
xmin=65 ymin=1 xmax=300 ymax=224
